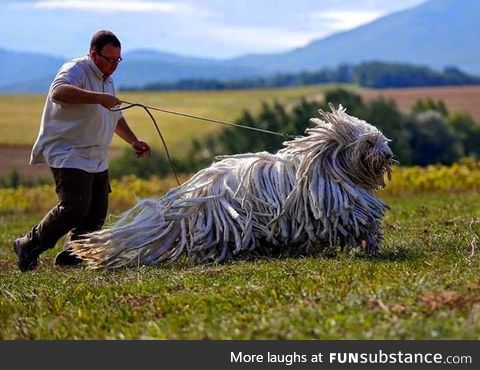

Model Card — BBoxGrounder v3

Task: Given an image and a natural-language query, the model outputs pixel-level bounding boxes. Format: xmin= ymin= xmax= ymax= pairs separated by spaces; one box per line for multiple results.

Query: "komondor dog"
xmin=70 ymin=104 xmax=395 ymax=268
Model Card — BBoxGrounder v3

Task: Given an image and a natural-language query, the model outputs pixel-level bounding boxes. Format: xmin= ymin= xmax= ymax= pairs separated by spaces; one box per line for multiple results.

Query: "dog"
xmin=70 ymin=104 xmax=395 ymax=268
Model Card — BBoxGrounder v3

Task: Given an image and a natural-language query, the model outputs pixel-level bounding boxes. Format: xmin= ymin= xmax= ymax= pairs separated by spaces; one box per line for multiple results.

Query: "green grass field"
xmin=1 ymin=193 xmax=479 ymax=339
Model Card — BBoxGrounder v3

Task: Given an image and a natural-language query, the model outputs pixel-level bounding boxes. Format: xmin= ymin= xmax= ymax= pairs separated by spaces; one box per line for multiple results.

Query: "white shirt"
xmin=30 ymin=56 xmax=123 ymax=173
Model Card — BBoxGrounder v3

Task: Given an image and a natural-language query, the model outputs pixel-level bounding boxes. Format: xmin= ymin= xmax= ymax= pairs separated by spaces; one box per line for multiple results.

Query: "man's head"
xmin=89 ymin=30 xmax=122 ymax=78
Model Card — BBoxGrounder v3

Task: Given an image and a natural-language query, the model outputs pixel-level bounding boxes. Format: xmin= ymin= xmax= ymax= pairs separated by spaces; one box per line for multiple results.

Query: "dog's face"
xmin=343 ymin=131 xmax=395 ymax=190
xmin=313 ymin=105 xmax=396 ymax=190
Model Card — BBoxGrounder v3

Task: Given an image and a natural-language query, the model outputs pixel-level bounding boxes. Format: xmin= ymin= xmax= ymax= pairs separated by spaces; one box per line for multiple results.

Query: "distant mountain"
xmin=115 ymin=50 xmax=262 ymax=88
xmin=122 ymin=49 xmax=220 ymax=65
xmin=0 ymin=49 xmax=262 ymax=93
xmin=228 ymin=0 xmax=480 ymax=75
xmin=1 ymin=0 xmax=479 ymax=92
xmin=0 ymin=49 xmax=63 ymax=92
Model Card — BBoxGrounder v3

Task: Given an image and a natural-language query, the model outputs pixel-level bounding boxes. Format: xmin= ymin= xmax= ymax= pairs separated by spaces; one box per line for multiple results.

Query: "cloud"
xmin=308 ymin=10 xmax=384 ymax=31
xmin=197 ymin=10 xmax=385 ymax=56
xmin=199 ymin=24 xmax=329 ymax=56
xmin=11 ymin=0 xmax=195 ymax=13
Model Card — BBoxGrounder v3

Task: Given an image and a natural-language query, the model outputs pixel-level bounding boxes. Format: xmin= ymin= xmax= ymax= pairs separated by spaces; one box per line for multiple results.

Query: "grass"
xmin=0 ymin=85 xmax=341 ymax=154
xmin=1 ymin=193 xmax=479 ymax=339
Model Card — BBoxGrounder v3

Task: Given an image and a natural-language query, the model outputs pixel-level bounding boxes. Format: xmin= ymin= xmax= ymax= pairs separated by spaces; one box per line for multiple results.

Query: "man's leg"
xmin=14 ymin=168 xmax=93 ymax=271
xmin=55 ymin=170 xmax=110 ymax=266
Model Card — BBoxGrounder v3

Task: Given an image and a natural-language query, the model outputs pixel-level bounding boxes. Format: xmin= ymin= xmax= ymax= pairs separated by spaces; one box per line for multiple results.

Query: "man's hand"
xmin=131 ymin=140 xmax=151 ymax=158
xmin=99 ymin=93 xmax=121 ymax=109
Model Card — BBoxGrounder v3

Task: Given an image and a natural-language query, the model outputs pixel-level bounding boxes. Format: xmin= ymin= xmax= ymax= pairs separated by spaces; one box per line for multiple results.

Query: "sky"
xmin=1 ymin=0 xmax=427 ymax=59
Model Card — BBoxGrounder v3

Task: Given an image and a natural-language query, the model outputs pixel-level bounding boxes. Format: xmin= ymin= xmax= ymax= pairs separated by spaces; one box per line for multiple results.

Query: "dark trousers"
xmin=26 ymin=168 xmax=110 ymax=252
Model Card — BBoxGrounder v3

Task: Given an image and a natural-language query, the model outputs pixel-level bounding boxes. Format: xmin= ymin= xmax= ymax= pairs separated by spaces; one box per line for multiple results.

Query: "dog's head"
xmin=284 ymin=104 xmax=395 ymax=190
xmin=320 ymin=104 xmax=395 ymax=190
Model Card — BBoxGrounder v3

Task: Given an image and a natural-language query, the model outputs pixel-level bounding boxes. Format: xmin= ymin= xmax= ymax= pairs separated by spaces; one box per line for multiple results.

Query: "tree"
xmin=322 ymin=87 xmax=366 ymax=117
xmin=448 ymin=111 xmax=480 ymax=158
xmin=409 ymin=111 xmax=463 ymax=165
xmin=364 ymin=98 xmax=414 ymax=165
xmin=412 ymin=98 xmax=448 ymax=116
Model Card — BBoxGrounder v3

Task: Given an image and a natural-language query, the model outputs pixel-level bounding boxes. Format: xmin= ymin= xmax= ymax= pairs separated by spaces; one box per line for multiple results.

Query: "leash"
xmin=111 ymin=100 xmax=296 ymax=185
xmin=111 ymin=101 xmax=181 ymax=185
xmin=117 ymin=100 xmax=296 ymax=139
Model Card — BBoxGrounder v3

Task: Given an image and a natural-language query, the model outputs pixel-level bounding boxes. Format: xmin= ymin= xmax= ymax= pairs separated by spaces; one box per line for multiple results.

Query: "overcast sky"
xmin=1 ymin=0 xmax=426 ymax=59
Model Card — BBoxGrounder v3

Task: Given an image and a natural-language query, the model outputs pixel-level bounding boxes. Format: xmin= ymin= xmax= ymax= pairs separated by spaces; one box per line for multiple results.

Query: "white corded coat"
xmin=71 ymin=104 xmax=395 ymax=268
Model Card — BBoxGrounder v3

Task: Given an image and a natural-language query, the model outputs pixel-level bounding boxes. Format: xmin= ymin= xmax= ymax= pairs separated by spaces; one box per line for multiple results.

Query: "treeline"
xmin=109 ymin=88 xmax=480 ymax=179
xmin=355 ymin=63 xmax=480 ymax=88
xmin=126 ymin=62 xmax=480 ymax=91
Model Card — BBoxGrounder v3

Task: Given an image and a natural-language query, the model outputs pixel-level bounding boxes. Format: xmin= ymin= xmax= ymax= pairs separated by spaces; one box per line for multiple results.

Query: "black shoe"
xmin=54 ymin=248 xmax=83 ymax=267
xmin=13 ymin=237 xmax=42 ymax=272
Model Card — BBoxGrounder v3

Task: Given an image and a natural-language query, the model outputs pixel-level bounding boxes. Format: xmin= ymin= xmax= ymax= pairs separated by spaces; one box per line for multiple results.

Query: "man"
xmin=13 ymin=30 xmax=151 ymax=272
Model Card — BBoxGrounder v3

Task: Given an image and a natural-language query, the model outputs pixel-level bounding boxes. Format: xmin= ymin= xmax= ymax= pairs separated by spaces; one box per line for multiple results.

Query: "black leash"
xmin=111 ymin=101 xmax=181 ymax=185
xmin=111 ymin=100 xmax=296 ymax=185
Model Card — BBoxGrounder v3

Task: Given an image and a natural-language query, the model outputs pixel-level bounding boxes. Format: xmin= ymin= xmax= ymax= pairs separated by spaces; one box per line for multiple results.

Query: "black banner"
xmin=0 ymin=341 xmax=477 ymax=370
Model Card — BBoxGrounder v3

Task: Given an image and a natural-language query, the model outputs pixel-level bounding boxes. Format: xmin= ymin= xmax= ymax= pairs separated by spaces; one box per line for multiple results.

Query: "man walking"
xmin=14 ymin=30 xmax=151 ymax=271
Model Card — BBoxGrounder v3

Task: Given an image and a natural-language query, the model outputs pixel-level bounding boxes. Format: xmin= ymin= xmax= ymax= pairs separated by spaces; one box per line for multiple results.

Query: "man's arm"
xmin=51 ymin=84 xmax=120 ymax=109
xmin=115 ymin=117 xmax=151 ymax=157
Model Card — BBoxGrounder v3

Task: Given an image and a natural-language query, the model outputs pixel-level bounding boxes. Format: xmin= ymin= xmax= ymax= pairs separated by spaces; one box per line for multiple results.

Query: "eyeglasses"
xmin=97 ymin=51 xmax=123 ymax=63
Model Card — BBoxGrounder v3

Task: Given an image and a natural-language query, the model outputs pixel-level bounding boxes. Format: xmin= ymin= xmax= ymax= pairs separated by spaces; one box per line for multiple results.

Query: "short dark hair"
xmin=90 ymin=30 xmax=121 ymax=52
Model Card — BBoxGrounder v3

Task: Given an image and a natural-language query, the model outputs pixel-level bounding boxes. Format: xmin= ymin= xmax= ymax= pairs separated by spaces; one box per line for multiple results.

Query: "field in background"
xmin=0 ymin=85 xmax=336 ymax=147
xmin=361 ymin=85 xmax=480 ymax=121
xmin=2 ymin=84 xmax=480 ymax=180
xmin=0 ymin=84 xmax=335 ymax=180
